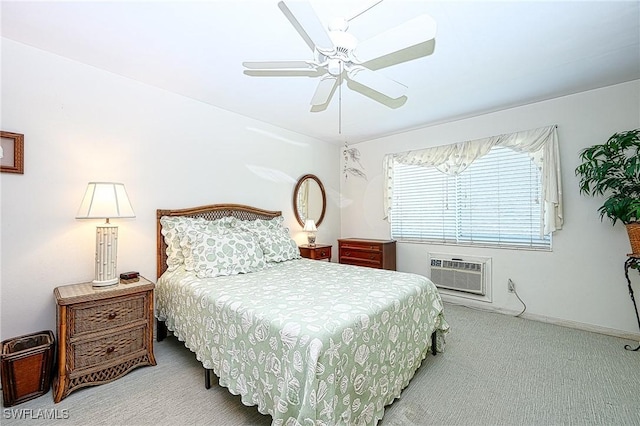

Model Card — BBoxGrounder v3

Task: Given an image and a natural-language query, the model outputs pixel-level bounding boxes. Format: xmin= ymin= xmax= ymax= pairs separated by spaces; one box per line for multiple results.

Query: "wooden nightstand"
xmin=299 ymin=244 xmax=332 ymax=261
xmin=53 ymin=277 xmax=156 ymax=403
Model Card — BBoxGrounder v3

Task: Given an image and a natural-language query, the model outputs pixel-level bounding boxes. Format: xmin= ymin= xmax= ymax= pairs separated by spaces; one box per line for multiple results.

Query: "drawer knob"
xmin=108 ymin=312 xmax=117 ymax=320
xmin=345 ymin=251 xmax=351 ymax=256
xmin=106 ymin=346 xmax=115 ymax=354
xmin=370 ymin=254 xmax=376 ymax=259
xmin=320 ymin=250 xmax=327 ymax=256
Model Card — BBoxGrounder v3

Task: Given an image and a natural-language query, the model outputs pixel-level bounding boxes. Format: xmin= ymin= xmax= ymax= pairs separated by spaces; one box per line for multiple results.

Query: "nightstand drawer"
xmin=70 ymin=295 xmax=146 ymax=336
xmin=316 ymin=247 xmax=331 ymax=258
xmin=71 ymin=324 xmax=147 ymax=370
xmin=299 ymin=244 xmax=332 ymax=261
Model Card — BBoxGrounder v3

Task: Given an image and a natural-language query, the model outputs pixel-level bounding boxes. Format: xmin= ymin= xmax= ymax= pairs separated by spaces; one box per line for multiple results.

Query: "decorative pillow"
xmin=160 ymin=215 xmax=239 ymax=271
xmin=160 ymin=216 xmax=194 ymax=271
xmin=240 ymin=216 xmax=301 ymax=263
xmin=180 ymin=228 xmax=266 ymax=278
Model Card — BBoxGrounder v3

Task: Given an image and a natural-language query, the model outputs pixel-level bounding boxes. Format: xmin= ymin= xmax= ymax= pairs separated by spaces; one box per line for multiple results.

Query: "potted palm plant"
xmin=575 ymin=128 xmax=640 ymax=254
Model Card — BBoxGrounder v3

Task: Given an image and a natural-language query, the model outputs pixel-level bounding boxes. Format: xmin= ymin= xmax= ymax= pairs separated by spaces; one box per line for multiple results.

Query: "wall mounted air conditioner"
xmin=429 ymin=254 xmax=491 ymax=296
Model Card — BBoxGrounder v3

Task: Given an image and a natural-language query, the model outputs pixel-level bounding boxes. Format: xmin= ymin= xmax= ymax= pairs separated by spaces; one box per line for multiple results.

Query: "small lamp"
xmin=303 ymin=219 xmax=317 ymax=247
xmin=76 ymin=182 xmax=135 ymax=287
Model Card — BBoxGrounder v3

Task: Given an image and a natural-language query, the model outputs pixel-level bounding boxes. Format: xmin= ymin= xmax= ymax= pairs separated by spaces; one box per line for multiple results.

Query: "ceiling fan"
xmin=243 ymin=0 xmax=437 ymax=110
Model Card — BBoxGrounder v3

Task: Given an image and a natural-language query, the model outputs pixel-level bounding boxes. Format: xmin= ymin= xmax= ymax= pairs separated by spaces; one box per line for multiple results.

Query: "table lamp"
xmin=76 ymin=182 xmax=135 ymax=287
xmin=303 ymin=219 xmax=317 ymax=247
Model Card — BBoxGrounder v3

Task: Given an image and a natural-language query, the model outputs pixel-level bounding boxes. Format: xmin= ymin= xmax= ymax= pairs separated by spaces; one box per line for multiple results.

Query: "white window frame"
xmin=383 ymin=125 xmax=563 ymax=247
xmin=390 ymin=146 xmax=551 ymax=250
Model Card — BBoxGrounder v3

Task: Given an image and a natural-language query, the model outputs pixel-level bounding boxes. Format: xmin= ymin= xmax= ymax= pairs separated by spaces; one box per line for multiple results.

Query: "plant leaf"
xmin=576 ymin=128 xmax=640 ymax=225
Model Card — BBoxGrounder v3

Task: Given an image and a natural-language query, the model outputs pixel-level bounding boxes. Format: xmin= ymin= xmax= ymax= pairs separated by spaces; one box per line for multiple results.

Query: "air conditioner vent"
xmin=429 ymin=255 xmax=488 ymax=296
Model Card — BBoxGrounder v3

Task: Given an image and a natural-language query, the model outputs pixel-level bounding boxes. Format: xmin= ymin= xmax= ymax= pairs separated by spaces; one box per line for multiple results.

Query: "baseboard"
xmin=441 ymin=296 xmax=640 ymax=341
xmin=518 ymin=311 xmax=640 ymax=341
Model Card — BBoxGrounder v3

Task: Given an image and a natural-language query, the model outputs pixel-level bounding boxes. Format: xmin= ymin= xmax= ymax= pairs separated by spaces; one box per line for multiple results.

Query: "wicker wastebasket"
xmin=1 ymin=330 xmax=55 ymax=407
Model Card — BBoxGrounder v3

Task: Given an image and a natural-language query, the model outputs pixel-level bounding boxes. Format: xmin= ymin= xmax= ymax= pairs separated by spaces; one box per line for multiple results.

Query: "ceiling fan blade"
xmin=310 ymin=75 xmax=338 ymax=106
xmin=345 ymin=0 xmax=384 ymax=22
xmin=352 ymin=14 xmax=437 ymax=63
xmin=361 ymin=39 xmax=436 ymax=70
xmin=278 ymin=1 xmax=334 ymax=54
xmin=243 ymin=60 xmax=316 ymax=70
xmin=347 ymin=66 xmax=407 ymax=99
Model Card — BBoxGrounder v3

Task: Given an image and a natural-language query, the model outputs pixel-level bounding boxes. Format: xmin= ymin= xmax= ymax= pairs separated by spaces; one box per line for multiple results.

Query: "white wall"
xmin=341 ymin=80 xmax=640 ymax=338
xmin=0 ymin=39 xmax=340 ymax=341
xmin=3 ymin=38 xmax=638 ymax=343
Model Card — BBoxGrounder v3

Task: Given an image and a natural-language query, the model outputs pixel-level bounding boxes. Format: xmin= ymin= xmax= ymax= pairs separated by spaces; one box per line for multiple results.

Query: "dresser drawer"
xmin=340 ymin=242 xmax=383 ymax=252
xmin=70 ymin=324 xmax=148 ymax=371
xmin=340 ymin=249 xmax=382 ymax=263
xmin=70 ymin=295 xmax=146 ymax=337
xmin=339 ymin=257 xmax=382 ymax=268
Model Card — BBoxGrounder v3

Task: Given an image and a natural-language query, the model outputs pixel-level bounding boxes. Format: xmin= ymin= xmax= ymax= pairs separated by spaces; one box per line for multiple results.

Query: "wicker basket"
xmin=627 ymin=222 xmax=640 ymax=255
xmin=1 ymin=330 xmax=55 ymax=406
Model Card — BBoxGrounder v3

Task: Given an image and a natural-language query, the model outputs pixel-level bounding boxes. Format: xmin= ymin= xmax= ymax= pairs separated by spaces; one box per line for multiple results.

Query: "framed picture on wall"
xmin=1 ymin=131 xmax=24 ymax=174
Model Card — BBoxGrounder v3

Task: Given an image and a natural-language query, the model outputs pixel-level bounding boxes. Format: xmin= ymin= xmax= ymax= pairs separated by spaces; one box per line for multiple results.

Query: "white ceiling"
xmin=2 ymin=0 xmax=639 ymax=144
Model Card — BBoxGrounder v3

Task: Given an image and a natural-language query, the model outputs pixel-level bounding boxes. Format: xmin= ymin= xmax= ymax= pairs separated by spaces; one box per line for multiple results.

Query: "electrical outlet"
xmin=508 ymin=279 xmax=515 ymax=293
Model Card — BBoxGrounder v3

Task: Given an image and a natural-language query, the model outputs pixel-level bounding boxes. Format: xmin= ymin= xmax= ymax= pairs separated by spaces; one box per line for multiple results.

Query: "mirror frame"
xmin=293 ymin=174 xmax=327 ymax=228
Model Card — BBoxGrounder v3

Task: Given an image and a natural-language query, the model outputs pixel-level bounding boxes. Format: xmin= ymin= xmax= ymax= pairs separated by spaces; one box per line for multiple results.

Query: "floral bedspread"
xmin=156 ymin=259 xmax=449 ymax=426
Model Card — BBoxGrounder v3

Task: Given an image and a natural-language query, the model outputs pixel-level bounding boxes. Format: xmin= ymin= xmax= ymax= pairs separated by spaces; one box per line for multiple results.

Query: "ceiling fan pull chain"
xmin=339 ymin=60 xmax=343 ymax=134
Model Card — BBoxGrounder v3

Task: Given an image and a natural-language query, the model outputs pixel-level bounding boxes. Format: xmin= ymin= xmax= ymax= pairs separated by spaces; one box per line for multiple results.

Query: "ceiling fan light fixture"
xmin=327 ymin=58 xmax=342 ymax=76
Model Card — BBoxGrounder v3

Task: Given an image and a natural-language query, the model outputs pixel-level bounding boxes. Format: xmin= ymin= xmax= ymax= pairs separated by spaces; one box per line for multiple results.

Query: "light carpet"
xmin=3 ymin=303 xmax=639 ymax=425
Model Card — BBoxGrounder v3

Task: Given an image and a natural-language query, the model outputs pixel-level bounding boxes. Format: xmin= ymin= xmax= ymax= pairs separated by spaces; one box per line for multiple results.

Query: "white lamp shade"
xmin=76 ymin=182 xmax=135 ymax=219
xmin=303 ymin=219 xmax=317 ymax=232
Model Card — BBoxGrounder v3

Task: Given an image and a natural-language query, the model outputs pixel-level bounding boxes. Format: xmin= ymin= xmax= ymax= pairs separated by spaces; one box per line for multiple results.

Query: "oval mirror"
xmin=293 ymin=174 xmax=327 ymax=228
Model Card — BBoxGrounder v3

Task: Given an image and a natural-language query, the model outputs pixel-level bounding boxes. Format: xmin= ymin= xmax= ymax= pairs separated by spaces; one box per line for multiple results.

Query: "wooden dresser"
xmin=53 ymin=277 xmax=156 ymax=402
xmin=338 ymin=238 xmax=396 ymax=270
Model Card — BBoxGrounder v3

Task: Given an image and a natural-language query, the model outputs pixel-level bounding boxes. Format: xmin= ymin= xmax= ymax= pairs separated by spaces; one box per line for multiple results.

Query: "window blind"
xmin=391 ymin=146 xmax=551 ymax=249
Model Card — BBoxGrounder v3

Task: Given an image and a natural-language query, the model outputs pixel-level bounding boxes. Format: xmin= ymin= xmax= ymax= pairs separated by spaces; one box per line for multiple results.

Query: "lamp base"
xmin=307 ymin=233 xmax=316 ymax=247
xmin=94 ymin=224 xmax=119 ymax=287
xmin=92 ymin=277 xmax=119 ymax=287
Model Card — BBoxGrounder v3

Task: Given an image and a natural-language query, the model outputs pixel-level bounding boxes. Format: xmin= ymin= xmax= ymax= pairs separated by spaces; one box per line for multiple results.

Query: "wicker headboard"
xmin=156 ymin=203 xmax=282 ymax=278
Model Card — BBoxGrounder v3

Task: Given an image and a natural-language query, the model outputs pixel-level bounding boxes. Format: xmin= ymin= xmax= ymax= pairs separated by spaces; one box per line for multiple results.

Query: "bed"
xmin=155 ymin=203 xmax=449 ymax=425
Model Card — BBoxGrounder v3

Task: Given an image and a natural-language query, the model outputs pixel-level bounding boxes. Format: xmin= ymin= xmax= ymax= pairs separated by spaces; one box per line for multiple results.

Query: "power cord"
xmin=442 ymin=279 xmax=527 ymax=317
xmin=509 ymin=279 xmax=527 ymax=317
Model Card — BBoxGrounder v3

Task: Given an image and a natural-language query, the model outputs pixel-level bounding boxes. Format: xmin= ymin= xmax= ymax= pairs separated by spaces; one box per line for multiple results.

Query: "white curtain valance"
xmin=383 ymin=125 xmax=563 ymax=235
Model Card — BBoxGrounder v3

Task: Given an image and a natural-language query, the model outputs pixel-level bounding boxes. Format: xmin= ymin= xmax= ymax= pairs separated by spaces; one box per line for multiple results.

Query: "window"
xmin=390 ymin=146 xmax=551 ymax=249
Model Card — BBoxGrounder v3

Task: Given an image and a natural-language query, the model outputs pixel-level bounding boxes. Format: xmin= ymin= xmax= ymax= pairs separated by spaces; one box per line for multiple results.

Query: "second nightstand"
xmin=299 ymin=244 xmax=332 ymax=261
xmin=53 ymin=277 xmax=156 ymax=402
